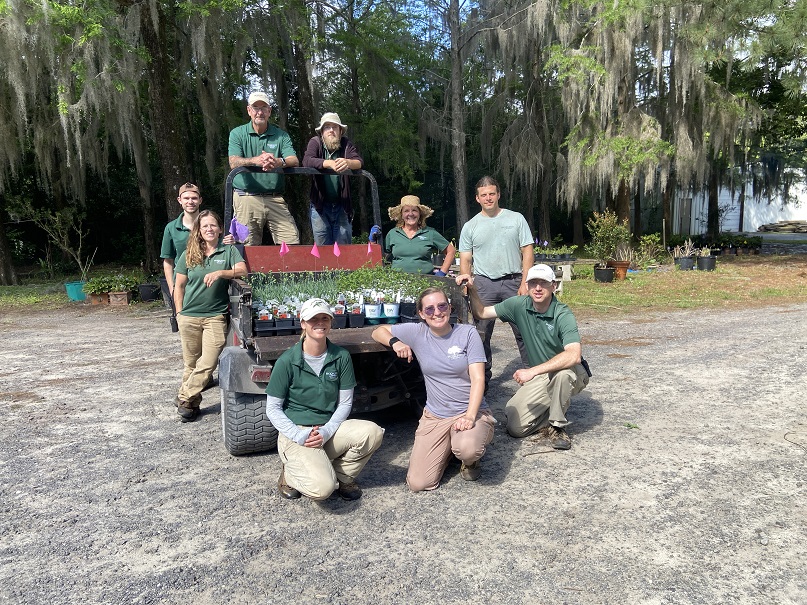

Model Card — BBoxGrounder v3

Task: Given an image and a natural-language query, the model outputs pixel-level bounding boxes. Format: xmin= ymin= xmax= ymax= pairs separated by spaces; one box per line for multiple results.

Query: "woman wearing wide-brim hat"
xmin=384 ymin=195 xmax=456 ymax=275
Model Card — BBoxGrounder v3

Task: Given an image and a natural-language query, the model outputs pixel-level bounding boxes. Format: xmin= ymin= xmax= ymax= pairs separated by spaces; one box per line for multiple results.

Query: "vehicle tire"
xmin=221 ymin=388 xmax=278 ymax=455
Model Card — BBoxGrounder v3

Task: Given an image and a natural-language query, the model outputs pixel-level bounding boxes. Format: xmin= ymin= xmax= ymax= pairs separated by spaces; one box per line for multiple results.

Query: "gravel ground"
xmin=0 ymin=301 xmax=805 ymax=605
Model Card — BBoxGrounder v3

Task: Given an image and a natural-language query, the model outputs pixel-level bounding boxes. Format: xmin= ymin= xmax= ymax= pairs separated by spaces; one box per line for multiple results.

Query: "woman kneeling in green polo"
xmin=265 ymin=298 xmax=384 ymax=501
xmin=173 ymin=210 xmax=246 ymax=422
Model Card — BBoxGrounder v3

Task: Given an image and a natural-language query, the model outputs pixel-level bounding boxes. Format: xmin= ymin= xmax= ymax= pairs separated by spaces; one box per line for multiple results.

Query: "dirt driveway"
xmin=0 ymin=301 xmax=804 ymax=604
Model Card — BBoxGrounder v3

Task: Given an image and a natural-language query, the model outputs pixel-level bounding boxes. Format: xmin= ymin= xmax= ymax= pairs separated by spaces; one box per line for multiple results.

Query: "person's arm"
xmin=162 ymin=259 xmax=175 ymax=292
xmin=513 ymin=342 xmax=582 ymax=385
xmin=458 ymin=278 xmax=498 ymax=320
xmin=372 ymin=325 xmax=413 ymax=362
xmin=229 ymin=154 xmax=268 ymax=169
xmin=459 ymin=250 xmax=473 ymax=276
xmin=282 ymin=154 xmax=299 ymax=168
xmin=454 ymin=362 xmax=485 ymax=431
xmin=518 ymin=243 xmax=532 ymax=295
xmin=302 ymin=137 xmax=322 ymax=168
xmin=265 ymin=395 xmax=313 ymax=445
xmin=203 ymin=261 xmax=247 ymax=287
xmin=438 ymin=242 xmax=456 ymax=275
xmin=316 ymin=388 xmax=353 ymax=443
xmin=173 ymin=273 xmax=188 ymax=314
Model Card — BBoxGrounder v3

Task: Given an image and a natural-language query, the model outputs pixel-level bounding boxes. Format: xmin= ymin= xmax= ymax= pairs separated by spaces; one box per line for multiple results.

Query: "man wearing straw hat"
xmin=302 ymin=112 xmax=364 ymax=245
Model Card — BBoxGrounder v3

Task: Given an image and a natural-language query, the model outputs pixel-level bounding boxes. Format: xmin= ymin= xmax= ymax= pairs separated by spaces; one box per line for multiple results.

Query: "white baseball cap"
xmin=248 ymin=91 xmax=271 ymax=106
xmin=300 ymin=298 xmax=334 ymax=321
xmin=526 ymin=264 xmax=557 ymax=283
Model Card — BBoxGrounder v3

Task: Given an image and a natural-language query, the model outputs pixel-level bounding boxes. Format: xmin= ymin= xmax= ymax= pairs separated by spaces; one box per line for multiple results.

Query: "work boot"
xmin=337 ymin=480 xmax=362 ymax=501
xmin=277 ymin=467 xmax=301 ymax=500
xmin=460 ymin=460 xmax=481 ymax=481
xmin=177 ymin=404 xmax=199 ymax=423
xmin=547 ymin=425 xmax=572 ymax=450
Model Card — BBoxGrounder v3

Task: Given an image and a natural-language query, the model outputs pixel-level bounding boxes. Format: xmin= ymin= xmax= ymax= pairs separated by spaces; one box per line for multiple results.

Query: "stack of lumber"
xmin=757 ymin=220 xmax=807 ymax=233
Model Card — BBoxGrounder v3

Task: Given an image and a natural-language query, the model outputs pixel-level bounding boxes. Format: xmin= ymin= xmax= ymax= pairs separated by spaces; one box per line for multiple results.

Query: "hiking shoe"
xmin=548 ymin=425 xmax=572 ymax=450
xmin=177 ymin=405 xmax=199 ymax=423
xmin=338 ymin=480 xmax=362 ymax=501
xmin=277 ymin=467 xmax=301 ymax=500
xmin=460 ymin=460 xmax=481 ymax=481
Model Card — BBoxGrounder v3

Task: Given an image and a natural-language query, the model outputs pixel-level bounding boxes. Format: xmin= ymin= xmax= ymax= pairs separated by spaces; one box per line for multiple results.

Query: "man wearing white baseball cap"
xmin=457 ymin=264 xmax=590 ymax=450
xmin=302 ymin=112 xmax=364 ymax=245
xmin=227 ymin=91 xmax=300 ymax=245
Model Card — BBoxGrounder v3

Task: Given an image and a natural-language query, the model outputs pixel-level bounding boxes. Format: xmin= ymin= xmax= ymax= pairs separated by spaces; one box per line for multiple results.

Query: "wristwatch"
xmin=279 ymin=157 xmax=286 ymax=167
xmin=388 ymin=337 xmax=400 ymax=347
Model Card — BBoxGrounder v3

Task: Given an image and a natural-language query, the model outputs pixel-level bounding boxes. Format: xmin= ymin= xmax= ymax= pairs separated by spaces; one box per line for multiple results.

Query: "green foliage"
xmin=634 ymin=233 xmax=664 ymax=268
xmin=83 ymin=275 xmax=114 ymax=294
xmin=585 ymin=210 xmax=631 ymax=266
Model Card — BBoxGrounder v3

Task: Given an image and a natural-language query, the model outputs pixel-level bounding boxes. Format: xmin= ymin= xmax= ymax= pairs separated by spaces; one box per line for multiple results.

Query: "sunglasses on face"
xmin=422 ymin=302 xmax=450 ymax=317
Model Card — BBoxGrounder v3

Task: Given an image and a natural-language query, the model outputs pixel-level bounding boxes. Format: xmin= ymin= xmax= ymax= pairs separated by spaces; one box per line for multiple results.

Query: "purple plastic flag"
xmin=229 ymin=218 xmax=249 ymax=243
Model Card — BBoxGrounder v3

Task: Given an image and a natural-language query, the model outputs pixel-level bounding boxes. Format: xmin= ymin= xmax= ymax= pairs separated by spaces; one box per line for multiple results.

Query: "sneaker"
xmin=177 ymin=405 xmax=199 ymax=423
xmin=460 ymin=460 xmax=481 ymax=481
xmin=277 ymin=467 xmax=301 ymax=500
xmin=548 ymin=425 xmax=572 ymax=450
xmin=337 ymin=480 xmax=362 ymax=501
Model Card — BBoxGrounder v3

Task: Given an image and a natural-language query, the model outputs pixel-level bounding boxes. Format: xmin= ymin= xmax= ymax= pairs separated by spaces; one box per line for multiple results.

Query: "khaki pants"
xmin=278 ymin=419 xmax=384 ymax=501
xmin=176 ymin=314 xmax=227 ymax=407
xmin=504 ymin=364 xmax=589 ymax=437
xmin=407 ymin=409 xmax=495 ymax=492
xmin=234 ymin=193 xmax=300 ymax=245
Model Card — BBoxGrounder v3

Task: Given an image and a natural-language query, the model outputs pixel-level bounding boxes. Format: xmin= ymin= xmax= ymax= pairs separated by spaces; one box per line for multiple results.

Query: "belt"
xmin=487 ymin=273 xmax=522 ymax=281
xmin=234 ymin=188 xmax=282 ymax=196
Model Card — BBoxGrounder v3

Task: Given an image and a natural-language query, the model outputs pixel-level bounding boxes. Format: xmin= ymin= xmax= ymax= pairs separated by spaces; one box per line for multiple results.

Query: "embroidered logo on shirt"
xmin=417 ymin=235 xmax=427 ymax=240
xmin=213 ymin=259 xmax=226 ymax=265
xmin=325 ymin=370 xmax=338 ymax=381
xmin=446 ymin=345 xmax=465 ymax=359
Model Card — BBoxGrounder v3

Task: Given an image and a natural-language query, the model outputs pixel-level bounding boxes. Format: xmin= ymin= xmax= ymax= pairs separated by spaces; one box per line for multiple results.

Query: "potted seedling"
xmin=696 ymin=246 xmax=717 ymax=271
xmin=586 ymin=210 xmax=631 ymax=282
xmin=672 ymin=238 xmax=697 ymax=270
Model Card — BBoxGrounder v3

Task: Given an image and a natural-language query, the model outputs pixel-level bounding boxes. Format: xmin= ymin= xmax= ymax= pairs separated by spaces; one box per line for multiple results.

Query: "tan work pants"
xmin=504 ymin=364 xmax=589 ymax=437
xmin=176 ymin=314 xmax=227 ymax=407
xmin=406 ymin=409 xmax=495 ymax=492
xmin=234 ymin=192 xmax=300 ymax=245
xmin=278 ymin=419 xmax=384 ymax=501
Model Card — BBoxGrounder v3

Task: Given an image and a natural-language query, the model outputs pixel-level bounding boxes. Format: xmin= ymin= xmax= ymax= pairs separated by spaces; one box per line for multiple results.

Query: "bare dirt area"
xmin=0 ymin=301 xmax=805 ymax=604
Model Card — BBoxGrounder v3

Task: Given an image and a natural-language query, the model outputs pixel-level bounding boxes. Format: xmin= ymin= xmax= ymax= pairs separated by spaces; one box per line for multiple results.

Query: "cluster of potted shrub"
xmin=247 ymin=266 xmax=439 ymax=335
xmin=82 ymin=273 xmax=158 ymax=306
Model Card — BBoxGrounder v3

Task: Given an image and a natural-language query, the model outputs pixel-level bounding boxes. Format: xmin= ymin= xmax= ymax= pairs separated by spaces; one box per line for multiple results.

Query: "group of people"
xmin=158 ymin=90 xmax=591 ymax=496
xmin=265 ymin=175 xmax=590 ymax=500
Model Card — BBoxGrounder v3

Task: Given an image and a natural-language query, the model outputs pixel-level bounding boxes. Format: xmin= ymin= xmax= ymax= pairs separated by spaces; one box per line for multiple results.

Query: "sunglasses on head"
xmin=422 ymin=302 xmax=450 ymax=317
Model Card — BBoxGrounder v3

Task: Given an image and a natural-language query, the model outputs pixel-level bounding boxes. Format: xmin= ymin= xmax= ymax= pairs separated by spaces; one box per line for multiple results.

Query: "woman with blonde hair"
xmin=173 ymin=210 xmax=246 ymax=422
xmin=385 ymin=195 xmax=456 ymax=275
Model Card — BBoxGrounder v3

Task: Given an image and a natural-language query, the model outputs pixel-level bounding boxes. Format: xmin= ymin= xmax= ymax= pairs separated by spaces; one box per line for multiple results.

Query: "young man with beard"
xmin=457 ymin=264 xmax=590 ymax=450
xmin=302 ymin=113 xmax=364 ymax=245
xmin=227 ymin=91 xmax=300 ymax=245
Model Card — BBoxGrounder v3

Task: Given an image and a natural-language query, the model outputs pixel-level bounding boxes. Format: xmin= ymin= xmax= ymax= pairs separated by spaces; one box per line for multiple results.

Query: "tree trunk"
xmin=139 ymin=3 xmax=193 ymax=219
xmin=572 ymin=204 xmax=584 ymax=247
xmin=615 ymin=179 xmax=631 ymax=225
xmin=633 ymin=188 xmax=642 ymax=237
xmin=289 ymin=39 xmax=316 ymax=243
xmin=449 ymin=0 xmax=469 ymax=232
xmin=0 ymin=197 xmax=19 ymax=285
xmin=129 ymin=118 xmax=158 ymax=272
xmin=536 ymin=169 xmax=552 ymax=241
xmin=662 ymin=174 xmax=675 ymax=248
xmin=708 ymin=170 xmax=720 ymax=240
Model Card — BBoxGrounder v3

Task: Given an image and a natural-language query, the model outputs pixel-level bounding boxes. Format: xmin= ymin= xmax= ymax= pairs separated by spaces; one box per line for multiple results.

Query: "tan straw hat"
xmin=388 ymin=195 xmax=434 ymax=222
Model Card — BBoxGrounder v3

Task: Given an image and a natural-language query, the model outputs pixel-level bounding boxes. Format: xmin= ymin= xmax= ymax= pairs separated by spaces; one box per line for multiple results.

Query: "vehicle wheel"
xmin=221 ymin=388 xmax=278 ymax=455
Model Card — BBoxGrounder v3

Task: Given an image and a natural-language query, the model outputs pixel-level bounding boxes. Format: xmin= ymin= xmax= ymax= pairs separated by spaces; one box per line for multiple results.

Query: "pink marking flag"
xmin=333 ymin=242 xmax=341 ymax=257
xmin=367 ymin=242 xmax=372 ymax=255
xmin=279 ymin=241 xmax=290 ymax=256
xmin=310 ymin=243 xmax=320 ymax=258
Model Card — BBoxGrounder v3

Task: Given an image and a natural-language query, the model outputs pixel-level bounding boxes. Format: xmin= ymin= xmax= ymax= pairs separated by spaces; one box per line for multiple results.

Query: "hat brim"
xmin=388 ymin=203 xmax=434 ymax=222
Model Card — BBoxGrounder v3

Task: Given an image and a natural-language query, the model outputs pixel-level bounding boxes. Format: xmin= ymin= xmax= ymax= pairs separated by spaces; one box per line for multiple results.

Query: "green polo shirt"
xmin=494 ymin=295 xmax=581 ymax=366
xmin=228 ymin=122 xmax=296 ymax=193
xmin=384 ymin=226 xmax=450 ymax=274
xmin=265 ymin=340 xmax=357 ymax=426
xmin=175 ymin=244 xmax=244 ymax=317
xmin=160 ymin=213 xmax=192 ymax=261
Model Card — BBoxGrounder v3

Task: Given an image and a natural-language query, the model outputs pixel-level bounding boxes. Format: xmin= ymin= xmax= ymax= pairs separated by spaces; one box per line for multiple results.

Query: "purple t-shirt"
xmin=391 ymin=323 xmax=487 ymax=418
